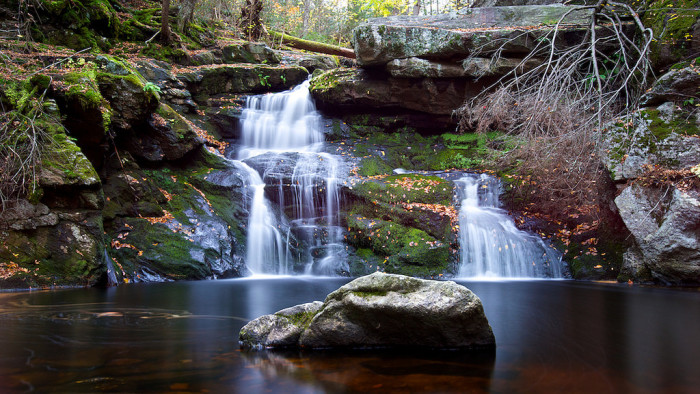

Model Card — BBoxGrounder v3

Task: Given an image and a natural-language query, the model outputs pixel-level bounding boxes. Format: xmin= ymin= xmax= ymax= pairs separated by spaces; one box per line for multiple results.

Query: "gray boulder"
xmin=600 ymin=107 xmax=700 ymax=181
xmin=615 ymin=185 xmax=700 ymax=285
xmin=352 ymin=5 xmax=593 ymax=66
xmin=240 ymin=272 xmax=495 ymax=349
xmin=640 ymin=66 xmax=700 ymax=107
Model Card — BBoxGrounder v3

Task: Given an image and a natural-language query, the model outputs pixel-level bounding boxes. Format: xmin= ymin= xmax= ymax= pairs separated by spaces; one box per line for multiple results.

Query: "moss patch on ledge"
xmin=345 ymin=214 xmax=452 ymax=278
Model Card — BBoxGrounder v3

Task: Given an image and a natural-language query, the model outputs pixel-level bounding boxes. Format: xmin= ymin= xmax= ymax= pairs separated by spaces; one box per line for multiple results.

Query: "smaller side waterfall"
xmin=456 ymin=173 xmax=563 ymax=278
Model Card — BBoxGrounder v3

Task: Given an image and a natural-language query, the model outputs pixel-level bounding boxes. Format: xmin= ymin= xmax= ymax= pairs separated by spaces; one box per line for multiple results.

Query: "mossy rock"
xmin=96 ymin=66 xmax=159 ymax=131
xmin=104 ymin=147 xmax=249 ymax=281
xmin=0 ymin=215 xmax=106 ymax=289
xmin=345 ymin=215 xmax=452 ymax=278
xmin=221 ymin=43 xmax=281 ymax=64
xmin=600 ymin=107 xmax=700 ymax=181
xmin=349 ymin=174 xmax=453 ymax=205
xmin=36 ymin=0 xmax=119 ymax=50
xmin=643 ymin=0 xmax=700 ymax=71
xmin=39 ymin=133 xmax=100 ymax=188
xmin=177 ymin=64 xmax=309 ymax=102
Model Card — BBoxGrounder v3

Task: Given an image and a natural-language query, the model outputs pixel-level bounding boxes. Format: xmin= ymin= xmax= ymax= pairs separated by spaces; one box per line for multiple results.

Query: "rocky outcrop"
xmin=600 ymin=66 xmax=700 ymax=285
xmin=352 ymin=5 xmax=592 ymax=68
xmin=177 ymin=64 xmax=309 ymax=103
xmin=615 ymin=185 xmax=700 ymax=285
xmin=311 ymin=5 xmax=593 ymax=130
xmin=309 ymin=68 xmax=497 ymax=125
xmin=240 ymin=272 xmax=495 ymax=349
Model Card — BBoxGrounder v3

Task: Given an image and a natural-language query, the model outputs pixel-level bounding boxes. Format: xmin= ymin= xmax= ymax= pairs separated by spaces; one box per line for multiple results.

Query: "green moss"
xmin=644 ymin=109 xmax=699 ymax=139
xmin=64 ymin=72 xmax=103 ymax=109
xmin=643 ymin=0 xmax=700 ymax=67
xmin=278 ymin=309 xmax=318 ymax=328
xmin=357 ymin=156 xmax=393 ymax=176
xmin=308 ymin=68 xmax=355 ymax=92
xmin=345 ymin=215 xmax=451 ymax=278
xmin=352 ymin=174 xmax=452 ymax=205
xmin=140 ymin=43 xmax=189 ymax=63
xmin=352 ymin=290 xmax=388 ymax=298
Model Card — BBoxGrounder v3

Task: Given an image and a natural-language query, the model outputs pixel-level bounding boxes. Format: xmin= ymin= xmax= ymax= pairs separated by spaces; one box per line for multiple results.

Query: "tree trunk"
xmin=161 ymin=0 xmax=171 ymax=44
xmin=412 ymin=0 xmax=421 ymax=15
xmin=268 ymin=30 xmax=355 ymax=59
xmin=241 ymin=0 xmax=263 ymax=41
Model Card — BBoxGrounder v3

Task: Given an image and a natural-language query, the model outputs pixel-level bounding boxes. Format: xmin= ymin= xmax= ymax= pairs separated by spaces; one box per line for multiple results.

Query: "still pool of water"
xmin=1 ymin=278 xmax=699 ymax=393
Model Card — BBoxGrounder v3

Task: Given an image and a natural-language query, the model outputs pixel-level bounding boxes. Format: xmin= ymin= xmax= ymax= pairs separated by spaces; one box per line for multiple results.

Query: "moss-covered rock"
xmin=122 ymin=103 xmax=203 ymax=162
xmin=104 ymin=147 xmax=249 ymax=282
xmin=96 ymin=66 xmax=159 ymax=132
xmin=177 ymin=64 xmax=309 ymax=103
xmin=39 ymin=132 xmax=101 ymax=188
xmin=642 ymin=0 xmax=700 ymax=71
xmin=36 ymin=0 xmax=119 ymax=51
xmin=221 ymin=43 xmax=281 ymax=64
xmin=600 ymin=106 xmax=699 ymax=181
xmin=343 ymin=174 xmax=457 ymax=277
xmin=345 ymin=215 xmax=452 ymax=278
xmin=350 ymin=174 xmax=453 ymax=206
xmin=0 ymin=204 xmax=106 ymax=289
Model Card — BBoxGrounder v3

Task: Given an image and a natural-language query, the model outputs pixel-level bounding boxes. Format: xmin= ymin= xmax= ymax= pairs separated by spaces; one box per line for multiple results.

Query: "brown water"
xmin=0 ymin=278 xmax=698 ymax=393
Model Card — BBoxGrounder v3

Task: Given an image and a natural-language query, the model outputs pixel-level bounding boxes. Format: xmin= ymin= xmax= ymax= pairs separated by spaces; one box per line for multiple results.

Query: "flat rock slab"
xmin=353 ymin=5 xmax=593 ymax=66
xmin=239 ymin=272 xmax=496 ymax=350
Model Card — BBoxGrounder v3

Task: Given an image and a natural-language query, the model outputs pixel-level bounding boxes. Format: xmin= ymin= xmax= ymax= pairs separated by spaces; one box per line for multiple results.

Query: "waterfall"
xmin=456 ymin=173 xmax=563 ymax=278
xmin=236 ymin=80 xmax=346 ymax=275
xmin=238 ymin=81 xmax=324 ymax=160
xmin=236 ymin=161 xmax=288 ymax=275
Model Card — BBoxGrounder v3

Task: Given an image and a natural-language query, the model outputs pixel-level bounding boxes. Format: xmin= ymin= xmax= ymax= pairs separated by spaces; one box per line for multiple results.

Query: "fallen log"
xmin=268 ymin=30 xmax=355 ymax=59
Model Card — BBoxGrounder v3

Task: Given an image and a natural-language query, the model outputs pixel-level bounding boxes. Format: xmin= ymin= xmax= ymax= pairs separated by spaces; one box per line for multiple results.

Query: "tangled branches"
xmin=457 ymin=1 xmax=653 ymax=219
xmin=0 ymin=80 xmax=59 ymax=210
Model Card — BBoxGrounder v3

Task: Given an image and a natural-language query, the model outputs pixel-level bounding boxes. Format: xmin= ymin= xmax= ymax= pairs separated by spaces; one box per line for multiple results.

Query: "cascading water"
xmin=238 ymin=81 xmax=324 ymax=160
xmin=456 ymin=173 xmax=564 ymax=278
xmin=236 ymin=161 xmax=288 ymax=274
xmin=236 ymin=81 xmax=347 ymax=275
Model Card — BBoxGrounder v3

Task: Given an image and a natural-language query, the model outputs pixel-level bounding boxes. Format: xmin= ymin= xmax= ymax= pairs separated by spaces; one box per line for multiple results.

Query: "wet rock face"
xmin=240 ymin=272 xmax=495 ymax=350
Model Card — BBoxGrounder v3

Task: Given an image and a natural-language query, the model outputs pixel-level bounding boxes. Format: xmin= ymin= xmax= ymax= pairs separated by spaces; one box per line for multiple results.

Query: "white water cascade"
xmin=456 ymin=173 xmax=564 ymax=278
xmin=236 ymin=161 xmax=288 ymax=274
xmin=236 ymin=81 xmax=347 ymax=275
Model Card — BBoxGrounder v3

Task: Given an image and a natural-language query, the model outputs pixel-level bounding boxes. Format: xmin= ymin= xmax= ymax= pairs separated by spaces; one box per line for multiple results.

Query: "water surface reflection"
xmin=0 ymin=278 xmax=698 ymax=393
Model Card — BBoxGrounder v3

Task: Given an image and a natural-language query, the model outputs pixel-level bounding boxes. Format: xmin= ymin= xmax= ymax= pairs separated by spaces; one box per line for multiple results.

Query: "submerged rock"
xmin=240 ymin=272 xmax=495 ymax=349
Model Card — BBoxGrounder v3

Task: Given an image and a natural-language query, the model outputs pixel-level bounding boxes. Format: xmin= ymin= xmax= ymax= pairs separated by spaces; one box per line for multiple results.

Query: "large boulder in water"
xmin=239 ymin=272 xmax=495 ymax=349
